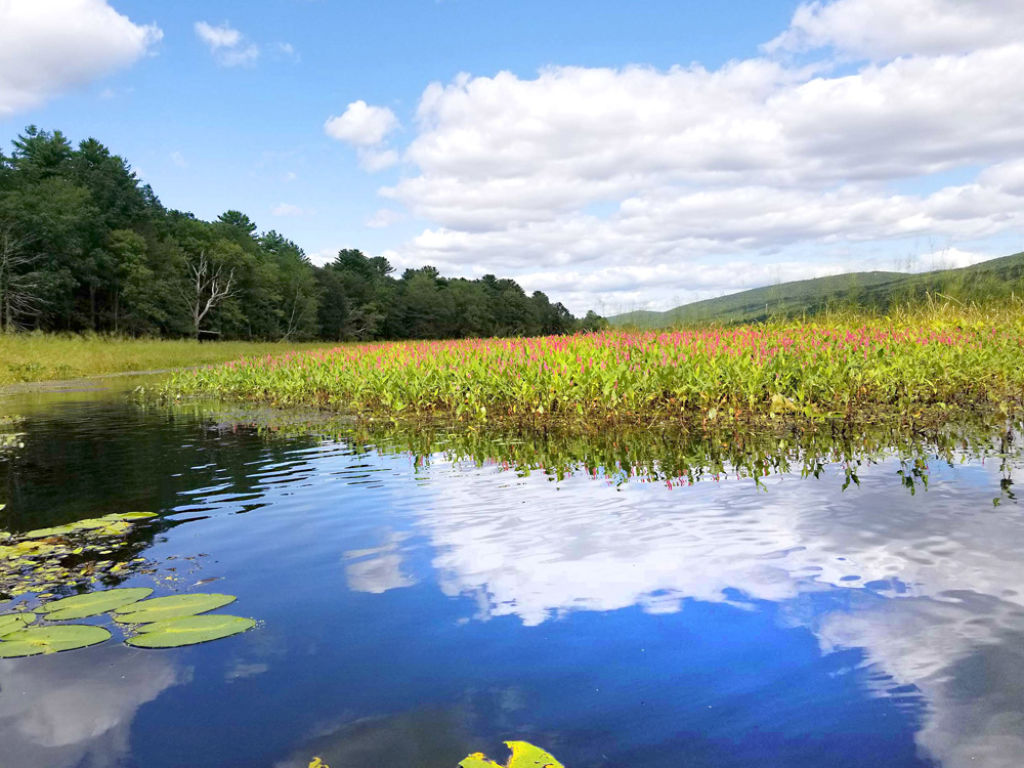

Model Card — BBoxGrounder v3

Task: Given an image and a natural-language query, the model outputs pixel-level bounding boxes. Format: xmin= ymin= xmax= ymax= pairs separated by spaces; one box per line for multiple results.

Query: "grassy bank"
xmin=167 ymin=305 xmax=1024 ymax=428
xmin=0 ymin=334 xmax=335 ymax=386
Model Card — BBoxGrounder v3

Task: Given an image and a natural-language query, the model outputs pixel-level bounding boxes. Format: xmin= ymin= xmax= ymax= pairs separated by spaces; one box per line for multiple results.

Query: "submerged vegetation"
xmin=169 ymin=305 xmax=1024 ymax=431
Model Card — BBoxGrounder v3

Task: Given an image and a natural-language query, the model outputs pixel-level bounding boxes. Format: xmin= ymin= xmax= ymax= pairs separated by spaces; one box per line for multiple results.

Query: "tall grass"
xmin=0 ymin=334 xmax=336 ymax=386
xmin=168 ymin=304 xmax=1024 ymax=427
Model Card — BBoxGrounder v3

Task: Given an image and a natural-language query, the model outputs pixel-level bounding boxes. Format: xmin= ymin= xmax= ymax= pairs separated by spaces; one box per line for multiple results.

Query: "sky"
xmin=2 ymin=0 xmax=1024 ymax=315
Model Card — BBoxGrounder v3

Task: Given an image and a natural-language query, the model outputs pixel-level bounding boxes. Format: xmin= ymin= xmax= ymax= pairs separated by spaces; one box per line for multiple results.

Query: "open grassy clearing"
xmin=167 ymin=305 xmax=1024 ymax=429
xmin=0 ymin=335 xmax=337 ymax=386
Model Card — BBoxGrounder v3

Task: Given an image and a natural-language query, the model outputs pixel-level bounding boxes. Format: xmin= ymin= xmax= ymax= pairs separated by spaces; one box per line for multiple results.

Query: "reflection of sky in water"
xmin=0 ymin=646 xmax=187 ymax=768
xmin=1 ymin=395 xmax=1023 ymax=768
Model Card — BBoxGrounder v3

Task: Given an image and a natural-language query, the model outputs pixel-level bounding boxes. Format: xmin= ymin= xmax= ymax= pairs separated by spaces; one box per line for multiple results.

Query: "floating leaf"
xmin=0 ymin=612 xmax=35 ymax=635
xmin=506 ymin=741 xmax=564 ymax=768
xmin=115 ymin=593 xmax=236 ymax=624
xmin=460 ymin=754 xmax=503 ymax=768
xmin=126 ymin=614 xmax=255 ymax=648
xmin=102 ymin=512 xmax=158 ymax=522
xmin=21 ymin=524 xmax=80 ymax=539
xmin=0 ymin=625 xmax=110 ymax=657
xmin=460 ymin=743 xmax=563 ymax=768
xmin=40 ymin=587 xmax=153 ymax=620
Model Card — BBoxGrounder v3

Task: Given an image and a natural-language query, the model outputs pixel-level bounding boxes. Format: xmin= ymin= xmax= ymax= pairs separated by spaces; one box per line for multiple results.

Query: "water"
xmin=1 ymin=386 xmax=1023 ymax=768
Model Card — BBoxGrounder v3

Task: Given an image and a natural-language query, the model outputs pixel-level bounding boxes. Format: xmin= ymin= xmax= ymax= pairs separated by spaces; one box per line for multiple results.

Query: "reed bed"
xmin=167 ymin=307 xmax=1024 ymax=427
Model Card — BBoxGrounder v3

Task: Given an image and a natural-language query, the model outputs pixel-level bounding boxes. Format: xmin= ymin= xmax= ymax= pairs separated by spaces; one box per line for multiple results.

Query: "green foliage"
xmin=0 ymin=126 xmax=600 ymax=342
xmin=40 ymin=587 xmax=153 ymax=620
xmin=0 ymin=624 xmax=110 ymax=658
xmin=125 ymin=614 xmax=255 ymax=647
xmin=0 ymin=612 xmax=35 ymax=635
xmin=460 ymin=741 xmax=564 ymax=768
xmin=114 ymin=593 xmax=236 ymax=624
xmin=170 ymin=304 xmax=1024 ymax=430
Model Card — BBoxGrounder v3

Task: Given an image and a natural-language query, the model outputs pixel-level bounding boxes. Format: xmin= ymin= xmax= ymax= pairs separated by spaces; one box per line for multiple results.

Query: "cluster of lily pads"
xmin=0 ymin=510 xmax=158 ymax=597
xmin=0 ymin=586 xmax=255 ymax=657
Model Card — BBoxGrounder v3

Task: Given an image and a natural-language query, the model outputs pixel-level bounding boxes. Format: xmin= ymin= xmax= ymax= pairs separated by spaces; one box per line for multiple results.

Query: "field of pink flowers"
xmin=168 ymin=310 xmax=1024 ymax=425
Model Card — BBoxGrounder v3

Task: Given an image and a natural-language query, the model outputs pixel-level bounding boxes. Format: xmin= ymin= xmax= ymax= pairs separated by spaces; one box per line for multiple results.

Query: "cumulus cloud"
xmin=324 ymin=100 xmax=399 ymax=147
xmin=366 ymin=208 xmax=405 ymax=229
xmin=356 ymin=0 xmax=1024 ymax=312
xmin=194 ymin=21 xmax=259 ymax=67
xmin=271 ymin=202 xmax=306 ymax=217
xmin=0 ymin=0 xmax=161 ymax=117
xmin=358 ymin=148 xmax=399 ymax=173
xmin=764 ymin=0 xmax=1024 ymax=59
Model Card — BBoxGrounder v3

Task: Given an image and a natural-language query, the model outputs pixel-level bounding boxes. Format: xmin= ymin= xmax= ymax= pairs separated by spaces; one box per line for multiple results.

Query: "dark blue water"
xmin=1 ymin=387 xmax=1023 ymax=768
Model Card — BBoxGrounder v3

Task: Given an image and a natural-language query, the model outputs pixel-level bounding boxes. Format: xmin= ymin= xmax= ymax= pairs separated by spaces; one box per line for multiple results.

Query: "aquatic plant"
xmin=40 ymin=587 xmax=154 ymax=620
xmin=0 ymin=586 xmax=254 ymax=656
xmin=125 ymin=614 xmax=255 ymax=648
xmin=0 ymin=511 xmax=158 ymax=597
xmin=460 ymin=741 xmax=564 ymax=768
xmin=0 ymin=625 xmax=110 ymax=658
xmin=114 ymin=593 xmax=237 ymax=623
xmin=168 ymin=307 xmax=1024 ymax=429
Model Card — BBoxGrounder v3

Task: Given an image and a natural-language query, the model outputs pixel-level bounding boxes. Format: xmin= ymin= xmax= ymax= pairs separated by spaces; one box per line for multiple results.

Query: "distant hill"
xmin=609 ymin=252 xmax=1024 ymax=328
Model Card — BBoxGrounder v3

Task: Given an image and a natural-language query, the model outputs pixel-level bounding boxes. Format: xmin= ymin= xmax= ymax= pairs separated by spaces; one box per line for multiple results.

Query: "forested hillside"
xmin=0 ymin=127 xmax=602 ymax=340
xmin=610 ymin=253 xmax=1024 ymax=328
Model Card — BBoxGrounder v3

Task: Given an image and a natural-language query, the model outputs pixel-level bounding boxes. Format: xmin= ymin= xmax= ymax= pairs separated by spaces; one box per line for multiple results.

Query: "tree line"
xmin=0 ymin=127 xmax=605 ymax=340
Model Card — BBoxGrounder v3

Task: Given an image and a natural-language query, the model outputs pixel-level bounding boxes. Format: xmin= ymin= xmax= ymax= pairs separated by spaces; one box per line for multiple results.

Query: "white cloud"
xmin=324 ymin=100 xmax=399 ymax=147
xmin=276 ymin=42 xmax=299 ymax=62
xmin=366 ymin=0 xmax=1024 ymax=312
xmin=170 ymin=151 xmax=187 ymax=168
xmin=358 ymin=147 xmax=399 ymax=172
xmin=765 ymin=0 xmax=1024 ymax=59
xmin=271 ymin=202 xmax=306 ymax=217
xmin=0 ymin=0 xmax=161 ymax=117
xmin=366 ymin=208 xmax=405 ymax=229
xmin=194 ymin=21 xmax=259 ymax=67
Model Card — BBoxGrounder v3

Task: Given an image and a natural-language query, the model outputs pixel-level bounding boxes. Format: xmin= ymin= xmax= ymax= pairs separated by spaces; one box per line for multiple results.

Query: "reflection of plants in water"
xmin=0 ymin=586 xmax=254 ymax=657
xmin=0 ymin=415 xmax=25 ymax=459
xmin=175 ymin=401 xmax=1024 ymax=499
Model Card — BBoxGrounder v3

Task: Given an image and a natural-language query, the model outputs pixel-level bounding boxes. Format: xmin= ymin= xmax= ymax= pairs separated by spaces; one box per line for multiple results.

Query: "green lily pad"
xmin=0 ymin=625 xmax=111 ymax=657
xmin=460 ymin=742 xmax=564 ymax=768
xmin=40 ymin=587 xmax=153 ymax=620
xmin=506 ymin=741 xmax=564 ymax=768
xmin=126 ymin=614 xmax=255 ymax=648
xmin=102 ymin=512 xmax=157 ymax=522
xmin=114 ymin=593 xmax=236 ymax=624
xmin=0 ymin=612 xmax=35 ymax=635
xmin=22 ymin=524 xmax=80 ymax=539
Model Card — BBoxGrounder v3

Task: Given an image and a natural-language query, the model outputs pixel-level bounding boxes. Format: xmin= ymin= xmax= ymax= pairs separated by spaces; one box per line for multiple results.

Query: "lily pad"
xmin=459 ymin=742 xmax=563 ymax=768
xmin=0 ymin=625 xmax=111 ymax=657
xmin=126 ymin=614 xmax=255 ymax=648
xmin=40 ymin=587 xmax=153 ymax=620
xmin=102 ymin=512 xmax=157 ymax=522
xmin=114 ymin=593 xmax=236 ymax=624
xmin=0 ymin=612 xmax=35 ymax=635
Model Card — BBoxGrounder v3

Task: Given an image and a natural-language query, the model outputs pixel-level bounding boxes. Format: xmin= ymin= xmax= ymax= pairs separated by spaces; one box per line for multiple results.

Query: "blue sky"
xmin=3 ymin=0 xmax=1024 ymax=313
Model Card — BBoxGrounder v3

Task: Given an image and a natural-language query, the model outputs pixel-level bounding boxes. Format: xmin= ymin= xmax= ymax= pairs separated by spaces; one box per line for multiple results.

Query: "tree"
xmin=179 ymin=249 xmax=236 ymax=339
xmin=0 ymin=227 xmax=44 ymax=332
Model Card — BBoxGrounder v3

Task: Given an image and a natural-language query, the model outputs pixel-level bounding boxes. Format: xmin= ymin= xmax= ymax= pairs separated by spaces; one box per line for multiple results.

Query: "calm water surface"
xmin=1 ymin=386 xmax=1023 ymax=768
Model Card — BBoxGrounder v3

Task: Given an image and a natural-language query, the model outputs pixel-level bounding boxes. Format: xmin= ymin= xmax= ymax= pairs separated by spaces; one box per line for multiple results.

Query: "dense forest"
xmin=0 ymin=127 xmax=604 ymax=340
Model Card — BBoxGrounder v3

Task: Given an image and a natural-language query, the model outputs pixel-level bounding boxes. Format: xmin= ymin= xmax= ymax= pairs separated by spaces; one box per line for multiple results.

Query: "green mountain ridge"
xmin=609 ymin=252 xmax=1024 ymax=328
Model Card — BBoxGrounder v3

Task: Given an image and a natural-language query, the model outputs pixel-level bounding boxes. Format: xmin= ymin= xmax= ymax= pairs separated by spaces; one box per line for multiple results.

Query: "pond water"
xmin=1 ymin=385 xmax=1023 ymax=768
